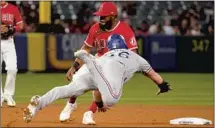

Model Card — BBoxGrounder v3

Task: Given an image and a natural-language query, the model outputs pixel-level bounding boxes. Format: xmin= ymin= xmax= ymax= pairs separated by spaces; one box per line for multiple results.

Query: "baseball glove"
xmin=157 ymin=81 xmax=172 ymax=95
xmin=1 ymin=24 xmax=15 ymax=40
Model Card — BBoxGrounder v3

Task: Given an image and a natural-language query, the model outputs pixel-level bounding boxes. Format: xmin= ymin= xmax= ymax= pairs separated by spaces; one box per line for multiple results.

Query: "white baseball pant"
xmin=1 ymin=38 xmax=17 ymax=96
xmin=82 ymin=54 xmax=125 ymax=107
xmin=37 ymin=64 xmax=97 ymax=109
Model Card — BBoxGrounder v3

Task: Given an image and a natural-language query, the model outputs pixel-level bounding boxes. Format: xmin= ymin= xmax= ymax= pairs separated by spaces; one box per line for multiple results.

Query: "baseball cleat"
xmin=23 ymin=95 xmax=40 ymax=123
xmin=4 ymin=94 xmax=16 ymax=107
xmin=82 ymin=111 xmax=96 ymax=125
xmin=59 ymin=102 xmax=77 ymax=122
xmin=23 ymin=107 xmax=33 ymax=123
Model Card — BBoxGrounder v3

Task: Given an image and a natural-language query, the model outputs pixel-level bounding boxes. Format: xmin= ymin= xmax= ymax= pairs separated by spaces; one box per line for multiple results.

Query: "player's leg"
xmin=82 ymin=90 xmax=101 ymax=125
xmin=75 ymin=50 xmax=124 ymax=106
xmin=59 ymin=64 xmax=95 ymax=122
xmin=23 ymin=76 xmax=96 ymax=123
xmin=65 ymin=90 xmax=102 ymax=113
xmin=96 ymin=60 xmax=125 ymax=106
xmin=76 ymin=51 xmax=124 ymax=125
xmin=0 ymin=84 xmax=2 ymax=107
xmin=59 ymin=95 xmax=77 ymax=122
xmin=89 ymin=90 xmax=101 ymax=113
xmin=63 ymin=66 xmax=101 ymax=124
xmin=1 ymin=50 xmax=3 ymax=107
xmin=2 ymin=39 xmax=17 ymax=107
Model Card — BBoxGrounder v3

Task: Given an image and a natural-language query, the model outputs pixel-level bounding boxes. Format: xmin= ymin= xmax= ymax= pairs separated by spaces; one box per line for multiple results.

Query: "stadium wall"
xmin=9 ymin=34 xmax=213 ymax=73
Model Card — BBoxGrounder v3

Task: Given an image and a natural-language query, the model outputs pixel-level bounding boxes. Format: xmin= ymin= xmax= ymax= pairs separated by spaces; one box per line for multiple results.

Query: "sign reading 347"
xmin=192 ymin=39 xmax=210 ymax=52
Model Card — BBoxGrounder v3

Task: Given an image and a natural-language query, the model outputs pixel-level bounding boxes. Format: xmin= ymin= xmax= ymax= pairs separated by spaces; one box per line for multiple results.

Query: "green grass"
xmin=1 ymin=73 xmax=214 ymax=105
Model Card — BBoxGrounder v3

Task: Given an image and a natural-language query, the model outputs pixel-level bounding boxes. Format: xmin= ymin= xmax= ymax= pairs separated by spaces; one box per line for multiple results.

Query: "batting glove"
xmin=157 ymin=81 xmax=172 ymax=95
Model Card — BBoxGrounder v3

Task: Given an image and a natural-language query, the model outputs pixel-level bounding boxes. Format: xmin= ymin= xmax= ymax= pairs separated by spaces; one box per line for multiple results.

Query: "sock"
xmin=89 ymin=101 xmax=97 ymax=113
xmin=69 ymin=96 xmax=76 ymax=104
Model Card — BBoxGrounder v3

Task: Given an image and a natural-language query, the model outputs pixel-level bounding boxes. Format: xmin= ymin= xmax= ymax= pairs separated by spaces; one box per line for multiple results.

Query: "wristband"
xmin=73 ymin=61 xmax=80 ymax=71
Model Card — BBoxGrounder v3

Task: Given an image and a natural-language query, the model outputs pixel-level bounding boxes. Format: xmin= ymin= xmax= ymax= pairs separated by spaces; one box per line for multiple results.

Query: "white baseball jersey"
xmin=98 ymin=49 xmax=151 ymax=84
xmin=79 ymin=49 xmax=152 ymax=107
xmin=36 ymin=49 xmax=152 ymax=111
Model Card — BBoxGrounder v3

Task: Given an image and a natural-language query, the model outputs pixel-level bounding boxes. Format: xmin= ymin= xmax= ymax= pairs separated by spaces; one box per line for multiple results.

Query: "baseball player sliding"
xmin=1 ymin=1 xmax=24 ymax=107
xmin=23 ymin=34 xmax=172 ymax=124
xmin=59 ymin=2 xmax=138 ymax=124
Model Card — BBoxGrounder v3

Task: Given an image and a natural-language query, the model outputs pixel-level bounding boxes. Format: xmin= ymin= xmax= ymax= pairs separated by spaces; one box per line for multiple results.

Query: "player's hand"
xmin=65 ymin=67 xmax=76 ymax=81
xmin=1 ymin=25 xmax=8 ymax=33
xmin=98 ymin=106 xmax=110 ymax=113
xmin=157 ymin=82 xmax=172 ymax=95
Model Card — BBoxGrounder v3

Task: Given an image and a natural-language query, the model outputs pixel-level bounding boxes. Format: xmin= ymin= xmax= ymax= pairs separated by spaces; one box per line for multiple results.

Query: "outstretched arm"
xmin=137 ymin=55 xmax=172 ymax=95
xmin=66 ymin=44 xmax=92 ymax=81
xmin=144 ymin=69 xmax=172 ymax=95
xmin=144 ymin=69 xmax=163 ymax=85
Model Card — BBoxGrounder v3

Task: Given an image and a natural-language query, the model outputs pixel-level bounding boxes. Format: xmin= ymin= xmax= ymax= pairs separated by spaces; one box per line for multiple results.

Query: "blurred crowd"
xmin=10 ymin=1 xmax=39 ymax=33
xmin=10 ymin=1 xmax=214 ymax=36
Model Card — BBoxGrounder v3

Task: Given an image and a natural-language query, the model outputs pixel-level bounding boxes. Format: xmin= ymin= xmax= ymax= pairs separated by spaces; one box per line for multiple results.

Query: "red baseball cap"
xmin=93 ymin=2 xmax=118 ymax=16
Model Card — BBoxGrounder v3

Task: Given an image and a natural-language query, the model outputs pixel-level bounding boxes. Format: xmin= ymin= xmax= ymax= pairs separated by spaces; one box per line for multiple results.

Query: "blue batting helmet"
xmin=107 ymin=34 xmax=128 ymax=50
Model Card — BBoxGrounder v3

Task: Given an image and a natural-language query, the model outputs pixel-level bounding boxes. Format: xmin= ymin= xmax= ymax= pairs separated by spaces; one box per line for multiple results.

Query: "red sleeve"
xmin=124 ymin=24 xmax=138 ymax=50
xmin=14 ymin=6 xmax=23 ymax=25
xmin=84 ymin=24 xmax=96 ymax=47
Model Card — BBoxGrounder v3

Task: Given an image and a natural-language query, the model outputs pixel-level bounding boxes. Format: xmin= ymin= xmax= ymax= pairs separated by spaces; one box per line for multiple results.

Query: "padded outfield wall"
xmin=5 ymin=34 xmax=213 ymax=73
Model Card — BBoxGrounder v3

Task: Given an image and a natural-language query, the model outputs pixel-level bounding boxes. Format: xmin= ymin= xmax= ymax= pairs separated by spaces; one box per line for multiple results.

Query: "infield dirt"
xmin=1 ymin=104 xmax=213 ymax=127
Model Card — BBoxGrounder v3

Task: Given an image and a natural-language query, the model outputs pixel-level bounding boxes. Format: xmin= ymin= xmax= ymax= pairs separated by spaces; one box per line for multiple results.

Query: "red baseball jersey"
xmin=84 ymin=21 xmax=138 ymax=57
xmin=1 ymin=3 xmax=23 ymax=25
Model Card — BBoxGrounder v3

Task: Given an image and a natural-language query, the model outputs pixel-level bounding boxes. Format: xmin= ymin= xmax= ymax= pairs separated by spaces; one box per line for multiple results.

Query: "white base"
xmin=170 ymin=117 xmax=212 ymax=125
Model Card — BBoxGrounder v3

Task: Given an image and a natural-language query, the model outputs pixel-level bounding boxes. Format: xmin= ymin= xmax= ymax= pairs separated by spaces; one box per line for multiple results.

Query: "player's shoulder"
xmin=119 ymin=21 xmax=132 ymax=29
xmin=118 ymin=21 xmax=134 ymax=34
xmin=7 ymin=3 xmax=18 ymax=8
xmin=89 ymin=22 xmax=100 ymax=31
xmin=7 ymin=3 xmax=19 ymax=10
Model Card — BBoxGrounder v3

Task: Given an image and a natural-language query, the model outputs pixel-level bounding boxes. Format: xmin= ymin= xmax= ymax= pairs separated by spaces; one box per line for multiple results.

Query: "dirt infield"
xmin=1 ymin=104 xmax=214 ymax=127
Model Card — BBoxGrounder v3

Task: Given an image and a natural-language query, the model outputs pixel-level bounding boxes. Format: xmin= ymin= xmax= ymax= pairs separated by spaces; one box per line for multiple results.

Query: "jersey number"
xmin=110 ymin=51 xmax=130 ymax=59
